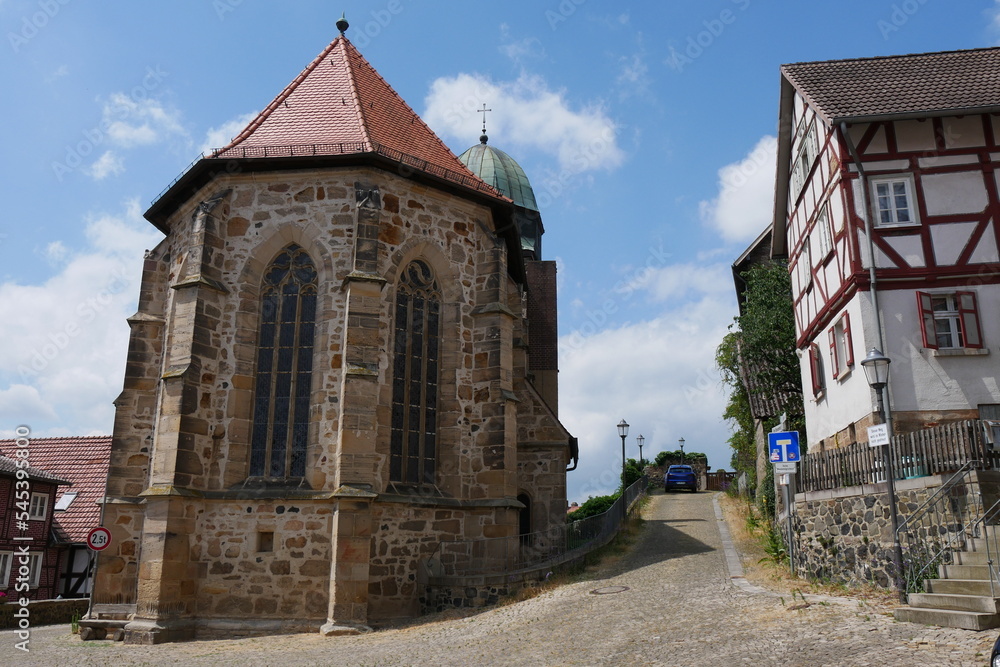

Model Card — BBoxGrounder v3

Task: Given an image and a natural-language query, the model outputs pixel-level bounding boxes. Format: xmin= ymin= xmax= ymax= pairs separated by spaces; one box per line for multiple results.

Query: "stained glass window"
xmin=250 ymin=244 xmax=317 ymax=478
xmin=390 ymin=260 xmax=441 ymax=485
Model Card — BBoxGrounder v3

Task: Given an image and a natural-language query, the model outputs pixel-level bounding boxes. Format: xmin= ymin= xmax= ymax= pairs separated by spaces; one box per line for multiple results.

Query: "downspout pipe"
xmin=839 ymin=122 xmax=885 ymax=353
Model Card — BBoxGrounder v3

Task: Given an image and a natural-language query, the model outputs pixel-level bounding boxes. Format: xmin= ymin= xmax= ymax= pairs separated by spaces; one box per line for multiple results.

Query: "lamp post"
xmin=678 ymin=437 xmax=685 ymax=464
xmin=637 ymin=434 xmax=645 ymax=468
xmin=860 ymin=347 xmax=906 ymax=603
xmin=618 ymin=419 xmax=629 ymax=522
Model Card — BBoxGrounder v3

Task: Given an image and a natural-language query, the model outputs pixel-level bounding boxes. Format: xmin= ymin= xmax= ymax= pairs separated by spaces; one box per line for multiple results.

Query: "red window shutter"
xmin=828 ymin=327 xmax=839 ymax=379
xmin=957 ymin=291 xmax=983 ymax=348
xmin=810 ymin=343 xmax=823 ymax=396
xmin=916 ymin=291 xmax=937 ymax=349
xmin=843 ymin=313 xmax=854 ymax=367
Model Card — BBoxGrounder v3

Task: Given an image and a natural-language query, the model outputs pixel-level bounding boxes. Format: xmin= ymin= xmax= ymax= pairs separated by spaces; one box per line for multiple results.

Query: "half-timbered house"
xmin=772 ymin=47 xmax=1000 ymax=451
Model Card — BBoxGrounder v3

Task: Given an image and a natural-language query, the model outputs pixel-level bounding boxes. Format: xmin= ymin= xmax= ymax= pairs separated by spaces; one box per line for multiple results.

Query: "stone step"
xmin=907 ymin=592 xmax=1000 ymax=613
xmin=926 ymin=578 xmax=1000 ymax=596
xmin=893 ymin=606 xmax=1000 ymax=630
xmin=968 ymin=535 xmax=1000 ymax=552
xmin=952 ymin=550 xmax=995 ymax=566
xmin=940 ymin=563 xmax=993 ymax=580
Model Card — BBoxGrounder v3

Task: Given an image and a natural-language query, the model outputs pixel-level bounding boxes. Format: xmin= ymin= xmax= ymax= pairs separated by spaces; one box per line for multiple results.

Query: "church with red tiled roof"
xmin=87 ymin=15 xmax=575 ymax=643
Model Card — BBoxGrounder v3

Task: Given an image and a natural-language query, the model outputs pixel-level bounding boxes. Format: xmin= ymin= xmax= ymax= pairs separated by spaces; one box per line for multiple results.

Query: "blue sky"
xmin=2 ymin=1 xmax=999 ymax=503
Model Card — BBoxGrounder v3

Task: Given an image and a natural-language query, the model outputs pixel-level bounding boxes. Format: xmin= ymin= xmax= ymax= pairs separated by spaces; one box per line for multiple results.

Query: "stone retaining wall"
xmin=789 ymin=470 xmax=1000 ymax=588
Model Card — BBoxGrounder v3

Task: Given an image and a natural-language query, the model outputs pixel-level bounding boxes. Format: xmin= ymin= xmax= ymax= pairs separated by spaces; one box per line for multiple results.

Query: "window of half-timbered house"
xmin=871 ymin=175 xmax=919 ymax=227
xmin=917 ymin=292 xmax=983 ymax=350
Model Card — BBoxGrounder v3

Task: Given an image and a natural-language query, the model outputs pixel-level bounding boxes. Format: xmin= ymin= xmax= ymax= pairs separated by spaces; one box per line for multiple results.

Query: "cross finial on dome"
xmin=336 ymin=13 xmax=349 ymax=35
xmin=478 ymin=103 xmax=491 ymax=144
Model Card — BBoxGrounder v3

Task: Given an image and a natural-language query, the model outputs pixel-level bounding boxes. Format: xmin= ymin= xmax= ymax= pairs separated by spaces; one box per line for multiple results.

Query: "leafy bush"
xmin=567 ymin=494 xmax=617 ymax=523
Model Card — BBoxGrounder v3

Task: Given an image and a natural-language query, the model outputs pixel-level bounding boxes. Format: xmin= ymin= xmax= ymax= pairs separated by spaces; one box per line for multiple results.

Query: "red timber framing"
xmin=787 ymin=112 xmax=1000 ymax=349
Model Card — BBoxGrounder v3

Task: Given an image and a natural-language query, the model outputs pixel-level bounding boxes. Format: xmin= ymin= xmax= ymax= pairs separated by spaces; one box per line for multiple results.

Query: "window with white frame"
xmin=828 ymin=312 xmax=854 ymax=379
xmin=790 ymin=122 xmax=819 ymax=197
xmin=797 ymin=235 xmax=813 ymax=290
xmin=29 ymin=492 xmax=48 ymax=520
xmin=816 ymin=204 xmax=833 ymax=259
xmin=27 ymin=552 xmax=42 ymax=588
xmin=809 ymin=343 xmax=824 ymax=397
xmin=871 ymin=175 xmax=919 ymax=227
xmin=0 ymin=551 xmax=12 ymax=588
xmin=917 ymin=292 xmax=983 ymax=350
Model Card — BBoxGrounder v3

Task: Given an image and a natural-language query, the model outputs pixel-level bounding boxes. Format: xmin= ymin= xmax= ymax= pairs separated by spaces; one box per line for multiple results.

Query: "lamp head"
xmin=617 ymin=419 xmax=629 ymax=438
xmin=860 ymin=347 xmax=891 ymax=389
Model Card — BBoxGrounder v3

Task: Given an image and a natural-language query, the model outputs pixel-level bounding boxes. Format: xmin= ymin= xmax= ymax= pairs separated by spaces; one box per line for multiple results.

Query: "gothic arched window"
xmin=250 ymin=244 xmax=317 ymax=479
xmin=390 ymin=259 xmax=441 ymax=485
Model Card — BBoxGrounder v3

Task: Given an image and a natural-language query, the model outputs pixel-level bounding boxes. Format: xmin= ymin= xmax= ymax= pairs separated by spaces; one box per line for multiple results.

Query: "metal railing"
xmin=896 ymin=460 xmax=985 ymax=593
xmin=428 ymin=476 xmax=648 ymax=578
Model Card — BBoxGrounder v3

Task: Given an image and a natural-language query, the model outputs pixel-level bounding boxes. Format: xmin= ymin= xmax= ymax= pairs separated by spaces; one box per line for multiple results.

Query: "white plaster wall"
xmin=877 ymin=286 xmax=1000 ymax=414
xmin=922 ymin=172 xmax=989 ymax=216
xmin=801 ymin=292 xmax=873 ymax=446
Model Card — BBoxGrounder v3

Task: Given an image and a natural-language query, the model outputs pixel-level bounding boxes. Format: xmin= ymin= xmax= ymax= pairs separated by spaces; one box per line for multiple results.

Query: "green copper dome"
xmin=459 ymin=138 xmax=539 ymax=212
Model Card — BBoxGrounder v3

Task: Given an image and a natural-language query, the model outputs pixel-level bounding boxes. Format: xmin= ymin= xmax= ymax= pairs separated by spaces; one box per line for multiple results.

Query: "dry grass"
xmin=718 ymin=493 xmax=901 ymax=609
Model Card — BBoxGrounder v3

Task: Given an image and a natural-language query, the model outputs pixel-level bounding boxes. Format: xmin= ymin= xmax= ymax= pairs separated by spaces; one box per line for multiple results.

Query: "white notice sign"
xmin=868 ymin=423 xmax=889 ymax=447
xmin=774 ymin=462 xmax=797 ymax=474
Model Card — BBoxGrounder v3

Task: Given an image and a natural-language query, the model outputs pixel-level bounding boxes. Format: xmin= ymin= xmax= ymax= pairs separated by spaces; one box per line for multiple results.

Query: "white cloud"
xmin=699 ymin=135 xmax=777 ymax=243
xmin=200 ymin=111 xmax=259 ymax=155
xmin=45 ymin=241 xmax=67 ymax=264
xmin=559 ymin=281 xmax=737 ymax=502
xmin=86 ymin=150 xmax=125 ymax=180
xmin=101 ymin=92 xmax=185 ymax=148
xmin=424 ymin=72 xmax=624 ymax=174
xmin=0 ymin=200 xmax=163 ymax=436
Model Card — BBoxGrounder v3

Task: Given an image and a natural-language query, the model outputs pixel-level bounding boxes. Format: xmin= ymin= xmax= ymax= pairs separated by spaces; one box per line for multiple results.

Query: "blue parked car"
xmin=664 ymin=465 xmax=697 ymax=492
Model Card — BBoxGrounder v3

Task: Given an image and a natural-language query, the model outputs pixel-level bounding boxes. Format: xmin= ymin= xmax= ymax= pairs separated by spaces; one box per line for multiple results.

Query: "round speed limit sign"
xmin=86 ymin=526 xmax=112 ymax=551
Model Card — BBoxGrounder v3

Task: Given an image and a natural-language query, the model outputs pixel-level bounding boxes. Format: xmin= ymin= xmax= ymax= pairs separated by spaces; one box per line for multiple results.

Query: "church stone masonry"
xmin=89 ymin=20 xmax=575 ymax=643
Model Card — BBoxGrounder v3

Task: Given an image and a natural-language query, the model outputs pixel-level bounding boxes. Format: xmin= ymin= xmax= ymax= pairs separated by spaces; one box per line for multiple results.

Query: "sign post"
xmin=769 ymin=430 xmax=800 ymax=574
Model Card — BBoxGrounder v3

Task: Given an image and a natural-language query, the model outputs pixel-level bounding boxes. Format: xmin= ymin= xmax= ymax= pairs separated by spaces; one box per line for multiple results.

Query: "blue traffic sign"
xmin=768 ymin=431 xmax=800 ymax=463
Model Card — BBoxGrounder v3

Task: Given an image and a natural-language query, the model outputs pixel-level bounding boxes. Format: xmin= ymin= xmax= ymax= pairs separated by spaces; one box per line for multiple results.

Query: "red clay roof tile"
xmin=213 ymin=35 xmax=503 ymax=200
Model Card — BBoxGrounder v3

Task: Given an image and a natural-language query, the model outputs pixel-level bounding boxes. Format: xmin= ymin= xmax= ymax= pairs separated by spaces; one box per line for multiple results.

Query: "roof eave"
xmin=831 ymin=104 xmax=1000 ymax=126
xmin=770 ymin=76 xmax=795 ymax=259
xmin=143 ymin=153 xmax=525 ymax=284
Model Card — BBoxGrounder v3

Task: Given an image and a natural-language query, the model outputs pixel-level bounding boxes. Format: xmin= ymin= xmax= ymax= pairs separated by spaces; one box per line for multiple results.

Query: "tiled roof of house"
xmin=210 ymin=33 xmax=504 ymax=201
xmin=781 ymin=47 xmax=1000 ymax=122
xmin=0 ymin=436 xmax=111 ymax=544
xmin=0 ymin=454 xmax=71 ymax=485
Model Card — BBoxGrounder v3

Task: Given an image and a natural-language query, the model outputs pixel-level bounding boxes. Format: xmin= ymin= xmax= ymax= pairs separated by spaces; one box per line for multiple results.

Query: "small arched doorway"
xmin=517 ymin=493 xmax=532 ymax=546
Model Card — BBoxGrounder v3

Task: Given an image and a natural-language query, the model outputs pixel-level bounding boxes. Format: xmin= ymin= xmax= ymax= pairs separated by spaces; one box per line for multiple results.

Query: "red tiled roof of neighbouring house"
xmin=781 ymin=47 xmax=1000 ymax=123
xmin=210 ymin=34 xmax=505 ymax=201
xmin=0 ymin=436 xmax=112 ymax=544
xmin=0 ymin=454 xmax=71 ymax=485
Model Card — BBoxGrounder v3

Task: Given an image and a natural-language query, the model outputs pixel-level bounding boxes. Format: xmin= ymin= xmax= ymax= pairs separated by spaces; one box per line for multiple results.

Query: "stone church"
xmin=88 ymin=18 xmax=576 ymax=643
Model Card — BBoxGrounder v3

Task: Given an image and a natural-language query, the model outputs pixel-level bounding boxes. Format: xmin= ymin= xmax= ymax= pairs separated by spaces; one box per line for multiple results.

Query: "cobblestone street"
xmin=4 ymin=490 xmax=995 ymax=666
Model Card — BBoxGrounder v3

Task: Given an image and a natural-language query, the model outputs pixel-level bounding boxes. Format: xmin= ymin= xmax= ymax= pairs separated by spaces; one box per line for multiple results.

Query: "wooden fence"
xmin=797 ymin=420 xmax=996 ymax=493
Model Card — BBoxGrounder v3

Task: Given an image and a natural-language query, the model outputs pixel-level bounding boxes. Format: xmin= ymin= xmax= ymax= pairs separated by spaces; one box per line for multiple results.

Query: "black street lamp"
xmin=637 ymin=434 xmax=645 ymax=468
xmin=860 ymin=347 xmax=906 ymax=603
xmin=678 ymin=437 xmax=685 ymax=464
xmin=618 ymin=419 xmax=629 ymax=522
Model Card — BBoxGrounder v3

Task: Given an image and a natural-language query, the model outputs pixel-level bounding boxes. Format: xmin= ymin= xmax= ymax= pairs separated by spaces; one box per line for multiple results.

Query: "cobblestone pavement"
xmin=4 ymin=490 xmax=996 ymax=666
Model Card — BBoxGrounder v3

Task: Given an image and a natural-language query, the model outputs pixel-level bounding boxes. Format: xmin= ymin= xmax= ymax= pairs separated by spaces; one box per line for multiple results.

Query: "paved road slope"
xmin=2 ymin=490 xmax=993 ymax=665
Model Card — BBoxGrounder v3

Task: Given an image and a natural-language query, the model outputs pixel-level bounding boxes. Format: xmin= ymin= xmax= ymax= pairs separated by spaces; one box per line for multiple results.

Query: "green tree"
xmin=716 ymin=260 xmax=804 ymax=510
